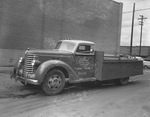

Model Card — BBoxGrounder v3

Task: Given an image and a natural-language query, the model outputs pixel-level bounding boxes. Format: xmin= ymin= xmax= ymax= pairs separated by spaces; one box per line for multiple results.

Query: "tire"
xmin=114 ymin=77 xmax=129 ymax=85
xmin=41 ymin=69 xmax=65 ymax=96
xmin=144 ymin=65 xmax=148 ymax=69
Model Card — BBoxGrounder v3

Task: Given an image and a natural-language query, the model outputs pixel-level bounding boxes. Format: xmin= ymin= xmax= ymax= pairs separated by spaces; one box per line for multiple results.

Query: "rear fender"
xmin=35 ymin=60 xmax=79 ymax=84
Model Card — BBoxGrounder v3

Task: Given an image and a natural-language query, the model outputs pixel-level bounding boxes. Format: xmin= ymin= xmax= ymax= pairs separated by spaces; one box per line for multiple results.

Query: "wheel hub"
xmin=48 ymin=75 xmax=61 ymax=90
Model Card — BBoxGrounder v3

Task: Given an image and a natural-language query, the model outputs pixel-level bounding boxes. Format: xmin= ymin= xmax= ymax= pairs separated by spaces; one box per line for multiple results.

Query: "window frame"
xmin=75 ymin=44 xmax=95 ymax=55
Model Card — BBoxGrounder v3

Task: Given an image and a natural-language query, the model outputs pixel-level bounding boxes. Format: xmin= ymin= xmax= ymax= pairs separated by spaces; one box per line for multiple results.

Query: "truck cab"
xmin=55 ymin=40 xmax=95 ymax=78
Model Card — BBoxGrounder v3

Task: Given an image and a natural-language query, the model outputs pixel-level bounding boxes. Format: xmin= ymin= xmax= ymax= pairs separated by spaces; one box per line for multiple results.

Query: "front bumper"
xmin=10 ymin=69 xmax=39 ymax=85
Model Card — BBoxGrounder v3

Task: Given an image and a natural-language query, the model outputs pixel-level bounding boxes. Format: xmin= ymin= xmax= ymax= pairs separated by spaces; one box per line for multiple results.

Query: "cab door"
xmin=73 ymin=44 xmax=95 ymax=78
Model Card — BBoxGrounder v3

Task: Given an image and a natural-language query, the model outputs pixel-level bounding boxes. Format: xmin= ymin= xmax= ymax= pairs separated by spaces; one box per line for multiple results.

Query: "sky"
xmin=114 ymin=0 xmax=150 ymax=46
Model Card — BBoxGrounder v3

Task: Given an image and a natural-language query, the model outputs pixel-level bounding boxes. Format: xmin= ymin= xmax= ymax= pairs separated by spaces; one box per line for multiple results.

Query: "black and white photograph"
xmin=0 ymin=0 xmax=149 ymax=117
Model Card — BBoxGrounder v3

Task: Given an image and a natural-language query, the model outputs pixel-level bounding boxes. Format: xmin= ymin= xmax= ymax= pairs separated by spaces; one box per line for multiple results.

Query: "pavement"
xmin=0 ymin=67 xmax=13 ymax=74
xmin=0 ymin=70 xmax=149 ymax=117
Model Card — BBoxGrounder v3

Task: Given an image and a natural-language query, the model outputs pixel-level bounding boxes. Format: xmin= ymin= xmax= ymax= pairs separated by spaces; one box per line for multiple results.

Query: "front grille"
xmin=24 ymin=54 xmax=34 ymax=74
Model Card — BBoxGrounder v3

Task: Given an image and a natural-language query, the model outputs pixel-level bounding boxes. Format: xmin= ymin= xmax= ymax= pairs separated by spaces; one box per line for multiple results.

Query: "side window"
xmin=76 ymin=45 xmax=93 ymax=53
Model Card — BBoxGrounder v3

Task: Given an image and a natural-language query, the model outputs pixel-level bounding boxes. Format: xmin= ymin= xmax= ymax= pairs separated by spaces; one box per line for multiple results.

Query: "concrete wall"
xmin=0 ymin=0 xmax=43 ymax=49
xmin=0 ymin=0 xmax=122 ymax=66
xmin=0 ymin=49 xmax=25 ymax=66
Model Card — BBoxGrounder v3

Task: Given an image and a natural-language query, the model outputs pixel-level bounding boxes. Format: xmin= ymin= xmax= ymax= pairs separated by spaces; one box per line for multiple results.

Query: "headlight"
xmin=19 ymin=57 xmax=23 ymax=63
xmin=14 ymin=57 xmax=24 ymax=70
xmin=31 ymin=59 xmax=41 ymax=67
xmin=31 ymin=60 xmax=36 ymax=66
xmin=30 ymin=55 xmax=41 ymax=67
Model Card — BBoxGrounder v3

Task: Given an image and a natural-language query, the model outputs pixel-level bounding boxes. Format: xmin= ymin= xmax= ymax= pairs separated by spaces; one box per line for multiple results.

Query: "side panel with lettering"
xmin=74 ymin=55 xmax=94 ymax=78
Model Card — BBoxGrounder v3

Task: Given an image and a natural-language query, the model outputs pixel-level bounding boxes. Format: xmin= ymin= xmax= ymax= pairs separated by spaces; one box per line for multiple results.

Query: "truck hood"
xmin=26 ymin=49 xmax=73 ymax=55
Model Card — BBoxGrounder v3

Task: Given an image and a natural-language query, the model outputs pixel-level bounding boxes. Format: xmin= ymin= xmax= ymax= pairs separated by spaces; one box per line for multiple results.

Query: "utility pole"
xmin=41 ymin=0 xmax=46 ymax=49
xmin=138 ymin=15 xmax=147 ymax=56
xmin=130 ymin=3 xmax=135 ymax=55
xmin=60 ymin=0 xmax=64 ymax=40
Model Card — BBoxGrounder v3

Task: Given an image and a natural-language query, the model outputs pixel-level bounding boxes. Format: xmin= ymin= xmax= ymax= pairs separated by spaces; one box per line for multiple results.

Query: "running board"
xmin=68 ymin=77 xmax=97 ymax=83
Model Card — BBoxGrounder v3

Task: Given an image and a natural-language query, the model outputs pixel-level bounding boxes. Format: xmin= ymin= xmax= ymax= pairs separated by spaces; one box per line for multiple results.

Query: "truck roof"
xmin=60 ymin=40 xmax=95 ymax=45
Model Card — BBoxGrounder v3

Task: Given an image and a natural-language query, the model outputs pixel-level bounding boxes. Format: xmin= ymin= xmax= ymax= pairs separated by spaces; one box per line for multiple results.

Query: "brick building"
xmin=0 ymin=0 xmax=122 ymax=66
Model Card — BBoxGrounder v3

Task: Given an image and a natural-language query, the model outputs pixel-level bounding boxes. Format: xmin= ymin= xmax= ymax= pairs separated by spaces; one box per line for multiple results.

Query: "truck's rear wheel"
xmin=42 ymin=69 xmax=65 ymax=95
xmin=114 ymin=77 xmax=129 ymax=85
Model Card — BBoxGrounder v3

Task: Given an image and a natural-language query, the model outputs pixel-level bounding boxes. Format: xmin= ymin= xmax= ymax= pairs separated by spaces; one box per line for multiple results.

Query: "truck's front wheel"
xmin=42 ymin=69 xmax=65 ymax=95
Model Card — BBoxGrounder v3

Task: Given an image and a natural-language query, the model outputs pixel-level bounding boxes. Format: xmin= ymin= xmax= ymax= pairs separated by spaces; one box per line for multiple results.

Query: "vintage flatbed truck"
xmin=10 ymin=40 xmax=143 ymax=95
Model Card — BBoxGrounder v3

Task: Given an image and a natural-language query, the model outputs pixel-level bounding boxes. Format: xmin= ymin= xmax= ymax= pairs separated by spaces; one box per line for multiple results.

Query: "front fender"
xmin=35 ymin=60 xmax=79 ymax=84
xmin=10 ymin=57 xmax=23 ymax=79
xmin=12 ymin=57 xmax=24 ymax=74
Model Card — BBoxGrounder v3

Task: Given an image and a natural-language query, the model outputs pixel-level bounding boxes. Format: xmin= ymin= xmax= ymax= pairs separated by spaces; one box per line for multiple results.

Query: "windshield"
xmin=55 ymin=41 xmax=76 ymax=52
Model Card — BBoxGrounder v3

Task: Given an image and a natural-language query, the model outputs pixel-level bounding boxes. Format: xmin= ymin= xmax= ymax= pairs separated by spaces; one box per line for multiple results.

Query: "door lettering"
xmin=76 ymin=57 xmax=92 ymax=70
